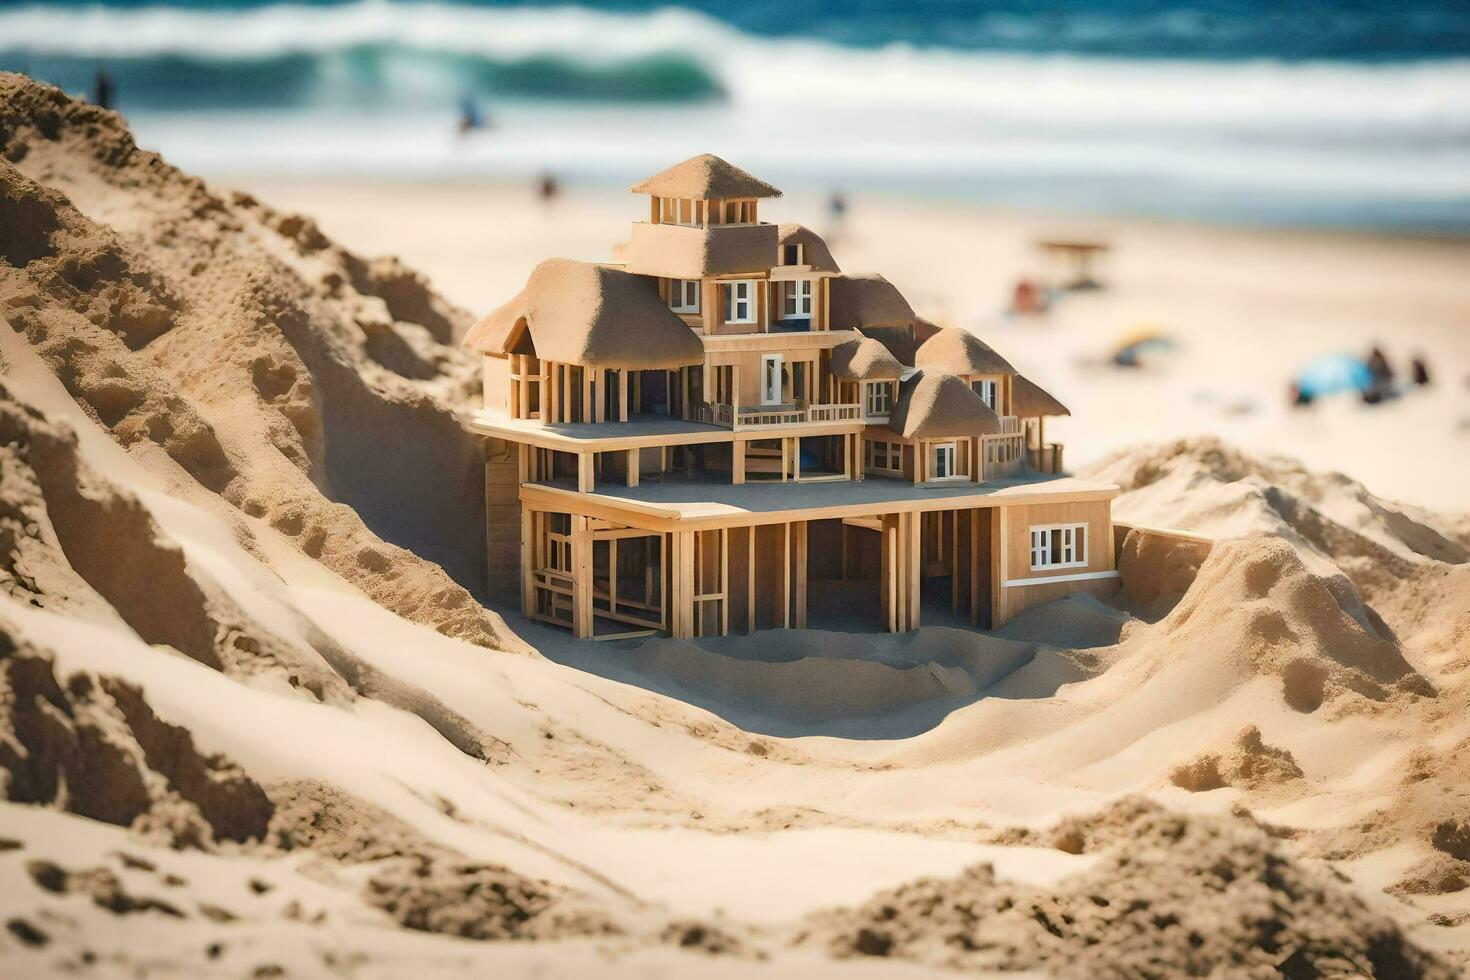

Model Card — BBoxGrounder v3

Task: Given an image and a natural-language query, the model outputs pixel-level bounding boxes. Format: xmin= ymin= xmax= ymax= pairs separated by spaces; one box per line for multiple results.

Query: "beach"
xmin=236 ymin=176 xmax=1470 ymax=511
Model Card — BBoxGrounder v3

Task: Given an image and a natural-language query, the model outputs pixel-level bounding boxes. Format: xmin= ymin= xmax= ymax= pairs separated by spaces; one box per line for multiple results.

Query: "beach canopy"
xmin=888 ymin=371 xmax=1002 ymax=440
xmin=463 ymin=259 xmax=704 ymax=370
xmin=829 ymin=337 xmax=904 ymax=381
xmin=914 ymin=327 xmax=1016 ymax=376
xmin=630 ymin=153 xmax=782 ymax=200
xmin=828 ymin=273 xmax=915 ymax=332
xmin=1294 ymin=353 xmax=1372 ymax=399
xmin=1012 ymin=374 xmax=1070 ymax=417
xmin=776 ymin=223 xmax=840 ymax=272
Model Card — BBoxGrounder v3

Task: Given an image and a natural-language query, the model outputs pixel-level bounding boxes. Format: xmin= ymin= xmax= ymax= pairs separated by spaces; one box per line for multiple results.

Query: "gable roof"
xmin=1012 ymin=373 xmax=1071 ymax=417
xmin=776 ymin=223 xmax=840 ymax=272
xmin=462 ymin=259 xmax=704 ymax=370
xmin=888 ymin=371 xmax=1002 ymax=440
xmin=914 ymin=327 xmax=1016 ymax=376
xmin=630 ymin=153 xmax=782 ymax=200
xmin=829 ymin=337 xmax=903 ymax=381
xmin=828 ymin=273 xmax=914 ymax=332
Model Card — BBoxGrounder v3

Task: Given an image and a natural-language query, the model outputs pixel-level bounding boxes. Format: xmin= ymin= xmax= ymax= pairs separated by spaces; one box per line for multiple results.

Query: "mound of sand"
xmin=0 ymin=73 xmax=508 ymax=650
xmin=0 ymin=619 xmax=273 ymax=848
xmin=1169 ymin=724 xmax=1304 ymax=792
xmin=799 ymin=798 xmax=1455 ymax=978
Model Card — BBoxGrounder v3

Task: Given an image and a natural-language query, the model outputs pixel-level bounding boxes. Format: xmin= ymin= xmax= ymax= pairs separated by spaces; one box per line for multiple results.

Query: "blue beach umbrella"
xmin=1293 ymin=354 xmax=1372 ymax=399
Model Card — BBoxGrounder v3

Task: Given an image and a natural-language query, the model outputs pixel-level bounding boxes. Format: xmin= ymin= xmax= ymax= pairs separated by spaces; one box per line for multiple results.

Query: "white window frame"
xmin=669 ymin=278 xmax=700 ymax=314
xmin=930 ymin=441 xmax=961 ymax=481
xmin=975 ymin=379 xmax=997 ymax=410
xmin=864 ymin=380 xmax=893 ymax=418
xmin=1029 ymin=523 xmax=1088 ymax=571
xmin=782 ymin=279 xmax=813 ymax=320
xmin=761 ymin=353 xmax=785 ymax=405
xmin=722 ymin=280 xmax=757 ymax=324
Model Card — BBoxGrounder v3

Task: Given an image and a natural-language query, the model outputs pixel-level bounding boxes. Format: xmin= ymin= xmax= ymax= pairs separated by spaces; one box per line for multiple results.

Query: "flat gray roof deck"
xmin=524 ymin=471 xmax=1119 ymax=525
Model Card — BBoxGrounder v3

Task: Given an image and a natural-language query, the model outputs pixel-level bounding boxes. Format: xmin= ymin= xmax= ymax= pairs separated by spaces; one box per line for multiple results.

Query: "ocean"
xmin=4 ymin=0 xmax=1469 ymax=231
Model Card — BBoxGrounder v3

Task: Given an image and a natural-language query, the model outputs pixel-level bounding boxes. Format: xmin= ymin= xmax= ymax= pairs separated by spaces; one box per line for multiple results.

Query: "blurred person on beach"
xmin=457 ymin=94 xmax=490 ymax=137
xmin=1411 ymin=355 xmax=1431 ymax=387
xmin=1364 ymin=344 xmax=1395 ymax=404
xmin=537 ymin=172 xmax=559 ymax=205
xmin=826 ymin=191 xmax=848 ymax=243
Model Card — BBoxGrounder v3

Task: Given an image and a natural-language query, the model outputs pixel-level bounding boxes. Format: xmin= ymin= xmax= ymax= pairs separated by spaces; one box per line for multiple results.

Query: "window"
xmin=975 ymin=379 xmax=997 ymax=410
xmin=782 ymin=280 xmax=813 ymax=319
xmin=864 ymin=381 xmax=893 ymax=417
xmin=1030 ymin=524 xmax=1087 ymax=571
xmin=931 ymin=442 xmax=958 ymax=479
xmin=865 ymin=439 xmax=901 ymax=473
xmin=722 ymin=281 xmax=756 ymax=324
xmin=669 ymin=279 xmax=699 ymax=313
xmin=782 ymin=243 xmax=804 ymax=266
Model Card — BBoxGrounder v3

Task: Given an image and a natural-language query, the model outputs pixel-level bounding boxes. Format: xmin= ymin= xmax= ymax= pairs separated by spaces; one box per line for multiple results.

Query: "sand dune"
xmin=2 ymin=74 xmax=1468 ymax=977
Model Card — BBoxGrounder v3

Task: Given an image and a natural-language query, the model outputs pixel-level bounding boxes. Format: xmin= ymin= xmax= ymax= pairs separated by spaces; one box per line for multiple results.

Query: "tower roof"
xmin=914 ymin=327 xmax=1016 ymax=376
xmin=630 ymin=153 xmax=782 ymax=200
xmin=888 ymin=371 xmax=1003 ymax=440
xmin=463 ymin=259 xmax=704 ymax=370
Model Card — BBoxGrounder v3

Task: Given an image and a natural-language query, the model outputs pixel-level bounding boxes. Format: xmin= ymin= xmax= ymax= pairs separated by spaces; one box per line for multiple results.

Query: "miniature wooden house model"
xmin=463 ymin=154 xmax=1117 ymax=639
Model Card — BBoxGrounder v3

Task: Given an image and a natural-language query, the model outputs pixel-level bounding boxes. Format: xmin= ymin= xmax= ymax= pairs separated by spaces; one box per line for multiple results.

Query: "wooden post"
xmin=951 ymin=511 xmax=961 ymax=613
xmin=990 ymin=506 xmax=1005 ymax=629
xmin=747 ymin=526 xmax=756 ymax=633
xmin=841 ymin=522 xmax=849 ymax=581
xmin=732 ymin=438 xmax=746 ymax=485
xmin=572 ymin=516 xmax=592 ymax=639
xmin=619 ymin=369 xmax=629 ymax=422
xmin=794 ymin=520 xmax=807 ymax=628
xmin=793 ymin=436 xmax=802 ymax=482
xmin=881 ymin=514 xmax=898 ymax=632
xmin=588 ymin=369 xmax=601 ymax=424
xmin=520 ymin=509 xmax=535 ymax=617
xmin=781 ymin=522 xmax=791 ymax=628
xmin=906 ymin=511 xmax=921 ymax=631
xmin=578 ymin=453 xmax=594 ymax=493
xmin=781 ymin=439 xmax=789 ymax=483
xmin=720 ymin=527 xmax=730 ymax=636
xmin=971 ymin=509 xmax=982 ymax=626
xmin=626 ymin=448 xmax=639 ymax=488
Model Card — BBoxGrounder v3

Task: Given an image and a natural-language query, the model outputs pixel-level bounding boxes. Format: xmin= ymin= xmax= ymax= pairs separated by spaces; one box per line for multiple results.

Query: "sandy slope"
xmin=3 ymin=75 xmax=1470 ymax=977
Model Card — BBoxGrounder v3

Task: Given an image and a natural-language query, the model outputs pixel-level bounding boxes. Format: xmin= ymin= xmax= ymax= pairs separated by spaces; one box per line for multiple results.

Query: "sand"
xmin=3 ymin=73 xmax=1470 ymax=977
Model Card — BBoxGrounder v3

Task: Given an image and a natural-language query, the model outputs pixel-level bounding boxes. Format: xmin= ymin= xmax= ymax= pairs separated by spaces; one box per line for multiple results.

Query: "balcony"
xmin=623 ymin=222 xmax=779 ymax=279
xmin=691 ymin=400 xmax=862 ymax=430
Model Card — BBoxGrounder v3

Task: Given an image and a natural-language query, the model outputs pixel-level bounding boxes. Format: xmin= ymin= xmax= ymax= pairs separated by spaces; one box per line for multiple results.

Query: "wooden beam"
xmin=781 ymin=522 xmax=791 ymax=628
xmin=971 ymin=508 xmax=982 ymax=626
xmin=732 ymin=438 xmax=745 ymax=485
xmin=907 ymin=511 xmax=921 ymax=630
xmin=520 ymin=508 xmax=535 ymax=617
xmin=626 ymin=448 xmax=639 ymax=488
xmin=794 ymin=520 xmax=807 ymax=628
xmin=747 ymin=525 xmax=756 ymax=634
xmin=720 ymin=527 xmax=730 ymax=636
xmin=619 ymin=370 xmax=629 ymax=423
xmin=578 ymin=452 xmax=594 ymax=493
xmin=572 ymin=515 xmax=592 ymax=639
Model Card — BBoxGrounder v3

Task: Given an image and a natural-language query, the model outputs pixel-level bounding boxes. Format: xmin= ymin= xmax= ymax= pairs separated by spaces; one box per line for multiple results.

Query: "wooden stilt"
xmin=720 ymin=527 xmax=730 ymax=636
xmin=578 ymin=453 xmax=594 ymax=493
xmin=794 ymin=520 xmax=807 ymax=628
xmin=747 ymin=525 xmax=756 ymax=634
xmin=626 ymin=448 xmax=639 ymax=488
xmin=782 ymin=522 xmax=791 ymax=628
xmin=732 ymin=438 xmax=745 ymax=484
xmin=520 ymin=508 xmax=535 ymax=617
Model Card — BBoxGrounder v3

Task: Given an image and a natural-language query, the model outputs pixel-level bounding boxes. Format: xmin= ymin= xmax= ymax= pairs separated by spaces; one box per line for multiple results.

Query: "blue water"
xmin=4 ymin=0 xmax=1469 ymax=230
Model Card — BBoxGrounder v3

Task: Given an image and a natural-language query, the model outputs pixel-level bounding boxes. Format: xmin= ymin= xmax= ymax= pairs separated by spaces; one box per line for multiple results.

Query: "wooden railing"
xmin=1027 ymin=443 xmax=1065 ymax=475
xmin=692 ymin=401 xmax=861 ymax=429
xmin=981 ymin=432 xmax=1026 ymax=480
xmin=998 ymin=415 xmax=1021 ymax=434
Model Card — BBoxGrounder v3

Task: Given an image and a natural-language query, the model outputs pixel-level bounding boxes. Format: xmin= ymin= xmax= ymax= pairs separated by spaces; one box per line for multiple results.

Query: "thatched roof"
xmin=630 ymin=153 xmax=782 ymax=200
xmin=828 ymin=274 xmax=914 ymax=332
xmin=829 ymin=338 xmax=903 ymax=381
xmin=777 ymin=223 xmax=839 ymax=272
xmin=888 ymin=371 xmax=1002 ymax=440
xmin=462 ymin=259 xmax=704 ymax=370
xmin=914 ymin=327 xmax=1016 ymax=376
xmin=1012 ymin=373 xmax=1071 ymax=417
xmin=622 ymin=221 xmax=777 ymax=279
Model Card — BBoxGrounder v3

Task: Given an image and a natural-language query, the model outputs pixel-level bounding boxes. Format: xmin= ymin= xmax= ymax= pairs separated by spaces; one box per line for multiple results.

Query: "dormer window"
xmin=669 ymin=279 xmax=700 ymax=313
xmin=721 ymin=281 xmax=756 ymax=324
xmin=781 ymin=280 xmax=813 ymax=319
xmin=782 ymin=243 xmax=804 ymax=266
